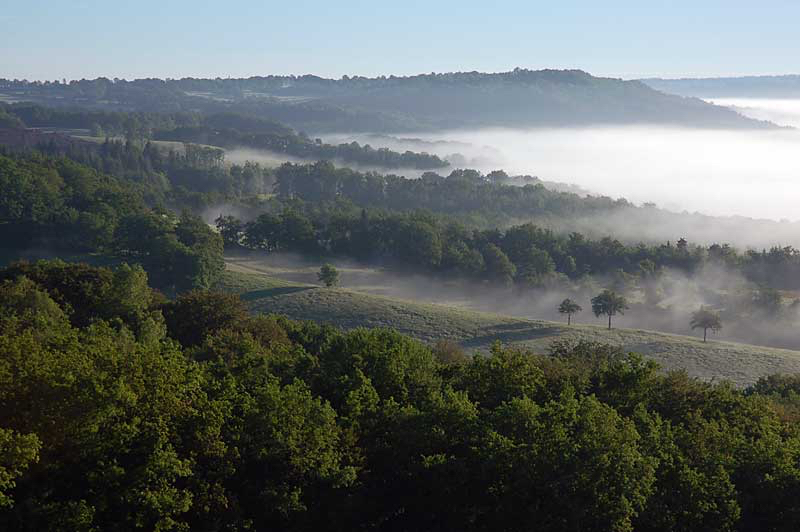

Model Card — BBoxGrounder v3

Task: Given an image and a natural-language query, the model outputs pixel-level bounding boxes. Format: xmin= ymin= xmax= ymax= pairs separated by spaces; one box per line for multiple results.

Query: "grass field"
xmin=217 ymin=266 xmax=800 ymax=386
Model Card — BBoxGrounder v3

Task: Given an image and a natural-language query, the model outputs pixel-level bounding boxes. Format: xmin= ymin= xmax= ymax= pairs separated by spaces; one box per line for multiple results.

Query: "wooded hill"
xmin=0 ymin=69 xmax=772 ymax=132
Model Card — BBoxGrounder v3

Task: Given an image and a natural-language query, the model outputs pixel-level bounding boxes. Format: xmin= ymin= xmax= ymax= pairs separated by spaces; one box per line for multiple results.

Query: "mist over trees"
xmin=691 ymin=306 xmax=723 ymax=342
xmin=558 ymin=298 xmax=582 ymax=325
xmin=4 ymin=59 xmax=800 ymax=532
xmin=2 ymin=127 xmax=799 ymax=348
xmin=0 ymin=103 xmax=449 ymax=170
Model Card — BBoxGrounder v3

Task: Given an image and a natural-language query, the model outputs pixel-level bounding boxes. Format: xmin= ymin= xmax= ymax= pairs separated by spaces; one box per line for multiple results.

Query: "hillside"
xmin=0 ymin=69 xmax=771 ymax=132
xmin=217 ymin=267 xmax=800 ymax=386
xmin=643 ymin=74 xmax=800 ymax=98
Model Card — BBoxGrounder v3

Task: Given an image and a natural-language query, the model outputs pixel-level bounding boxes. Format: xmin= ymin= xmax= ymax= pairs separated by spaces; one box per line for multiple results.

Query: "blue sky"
xmin=2 ymin=0 xmax=799 ymax=81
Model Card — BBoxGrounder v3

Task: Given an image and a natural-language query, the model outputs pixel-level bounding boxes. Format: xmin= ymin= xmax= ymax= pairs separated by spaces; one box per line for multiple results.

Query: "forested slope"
xmin=1 ymin=69 xmax=770 ymax=131
xmin=2 ymin=260 xmax=800 ymax=530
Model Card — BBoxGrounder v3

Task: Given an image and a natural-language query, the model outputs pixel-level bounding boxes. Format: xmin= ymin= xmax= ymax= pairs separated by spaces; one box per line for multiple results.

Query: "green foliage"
xmin=155 ymin=119 xmax=449 ymax=170
xmin=482 ymin=243 xmax=516 ymax=285
xmin=3 ymin=257 xmax=800 ymax=531
xmin=161 ymin=290 xmax=249 ymax=347
xmin=558 ymin=298 xmax=582 ymax=324
xmin=0 ymin=429 xmax=40 ymax=508
xmin=0 ymin=153 xmax=226 ymax=293
xmin=592 ymin=289 xmax=629 ymax=329
xmin=317 ymin=263 xmax=339 ymax=287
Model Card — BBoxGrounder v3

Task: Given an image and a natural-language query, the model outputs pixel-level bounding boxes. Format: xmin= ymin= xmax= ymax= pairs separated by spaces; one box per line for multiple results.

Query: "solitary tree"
xmin=690 ymin=306 xmax=722 ymax=342
xmin=558 ymin=298 xmax=582 ymax=325
xmin=317 ymin=263 xmax=339 ymax=287
xmin=591 ymin=290 xmax=628 ymax=330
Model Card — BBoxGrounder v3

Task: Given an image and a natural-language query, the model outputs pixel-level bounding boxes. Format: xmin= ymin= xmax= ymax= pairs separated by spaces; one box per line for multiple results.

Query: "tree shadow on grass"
xmin=461 ymin=326 xmax=564 ymax=348
xmin=241 ymin=286 xmax=312 ymax=301
xmin=486 ymin=321 xmax=553 ymax=332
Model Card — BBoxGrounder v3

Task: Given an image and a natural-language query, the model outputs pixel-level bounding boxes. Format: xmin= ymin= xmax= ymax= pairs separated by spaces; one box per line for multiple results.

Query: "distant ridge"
xmin=1 ymin=68 xmax=773 ymax=132
xmin=642 ymin=74 xmax=800 ymax=98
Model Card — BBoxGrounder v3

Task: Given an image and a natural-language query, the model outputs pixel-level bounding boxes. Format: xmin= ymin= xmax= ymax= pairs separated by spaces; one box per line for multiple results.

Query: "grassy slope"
xmin=217 ymin=268 xmax=800 ymax=386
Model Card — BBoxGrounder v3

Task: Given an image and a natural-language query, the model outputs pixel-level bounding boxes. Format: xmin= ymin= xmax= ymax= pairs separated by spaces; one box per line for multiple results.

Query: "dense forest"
xmin=215 ymin=161 xmax=800 ymax=291
xmin=2 ymin=137 xmax=799 ymax=337
xmin=219 ymin=200 xmax=800 ymax=290
xmin=0 ymin=152 xmax=224 ymax=292
xmin=2 ymin=260 xmax=800 ymax=530
xmin=0 ymin=69 xmax=769 ymax=132
xmin=0 ymin=104 xmax=448 ymax=170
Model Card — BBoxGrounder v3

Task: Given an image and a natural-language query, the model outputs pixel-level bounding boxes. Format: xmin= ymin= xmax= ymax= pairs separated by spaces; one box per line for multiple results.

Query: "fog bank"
xmin=706 ymin=98 xmax=800 ymax=128
xmin=406 ymin=125 xmax=800 ymax=222
xmin=229 ymin=252 xmax=800 ymax=352
xmin=224 ymin=146 xmax=437 ymax=179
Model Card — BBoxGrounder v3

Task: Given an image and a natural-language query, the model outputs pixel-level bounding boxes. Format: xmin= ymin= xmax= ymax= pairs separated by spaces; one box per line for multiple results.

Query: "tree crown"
xmin=591 ymin=290 xmax=628 ymax=317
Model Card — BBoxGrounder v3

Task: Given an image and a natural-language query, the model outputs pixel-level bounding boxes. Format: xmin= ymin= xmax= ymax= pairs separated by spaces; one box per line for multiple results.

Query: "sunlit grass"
xmin=217 ymin=268 xmax=800 ymax=386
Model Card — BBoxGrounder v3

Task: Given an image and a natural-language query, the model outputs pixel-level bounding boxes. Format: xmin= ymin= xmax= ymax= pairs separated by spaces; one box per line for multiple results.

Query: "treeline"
xmin=1 ymin=103 xmax=449 ymax=170
xmin=0 ymin=70 xmax=763 ymax=132
xmin=2 ymin=260 xmax=800 ymax=530
xmin=0 ymin=153 xmax=223 ymax=292
xmin=155 ymin=125 xmax=449 ymax=170
xmin=0 ymin=102 xmax=200 ymax=138
xmin=28 ymin=135 xmax=275 ymax=205
xmin=219 ymin=201 xmax=800 ymax=292
xmin=274 ymin=161 xmax=625 ymax=221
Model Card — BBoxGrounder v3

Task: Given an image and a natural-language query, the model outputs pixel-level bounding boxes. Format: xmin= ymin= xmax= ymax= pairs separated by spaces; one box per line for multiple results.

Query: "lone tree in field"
xmin=317 ymin=263 xmax=339 ymax=287
xmin=690 ymin=306 xmax=722 ymax=342
xmin=558 ymin=298 xmax=582 ymax=325
xmin=591 ymin=290 xmax=628 ymax=330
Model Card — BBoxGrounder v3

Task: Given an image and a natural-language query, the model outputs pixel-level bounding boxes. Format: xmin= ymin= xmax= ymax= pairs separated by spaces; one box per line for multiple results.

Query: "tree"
xmin=558 ymin=298 xmax=582 ymax=325
xmin=215 ymin=215 xmax=243 ymax=249
xmin=483 ymin=244 xmax=516 ymax=286
xmin=161 ymin=290 xmax=249 ymax=347
xmin=318 ymin=263 xmax=339 ymax=287
xmin=591 ymin=290 xmax=628 ymax=329
xmin=0 ymin=428 xmax=40 ymax=509
xmin=690 ymin=306 xmax=722 ymax=342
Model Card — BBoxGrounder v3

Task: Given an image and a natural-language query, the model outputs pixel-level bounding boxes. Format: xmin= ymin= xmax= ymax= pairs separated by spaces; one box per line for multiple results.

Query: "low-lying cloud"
xmin=706 ymin=97 xmax=800 ymax=128
xmin=229 ymin=251 xmax=800 ymax=352
xmin=407 ymin=124 xmax=800 ymax=222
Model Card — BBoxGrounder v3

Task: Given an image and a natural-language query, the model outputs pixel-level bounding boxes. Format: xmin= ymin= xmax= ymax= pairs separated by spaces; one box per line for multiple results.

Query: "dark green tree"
xmin=591 ymin=289 xmax=628 ymax=329
xmin=483 ymin=244 xmax=516 ymax=286
xmin=558 ymin=298 xmax=582 ymax=325
xmin=318 ymin=263 xmax=340 ymax=287
xmin=690 ymin=306 xmax=722 ymax=342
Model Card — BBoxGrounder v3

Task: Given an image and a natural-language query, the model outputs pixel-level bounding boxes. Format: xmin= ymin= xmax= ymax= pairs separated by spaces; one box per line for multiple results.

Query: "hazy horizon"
xmin=5 ymin=1 xmax=800 ymax=81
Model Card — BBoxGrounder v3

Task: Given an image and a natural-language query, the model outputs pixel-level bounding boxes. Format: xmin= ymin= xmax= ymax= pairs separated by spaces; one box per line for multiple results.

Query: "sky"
xmin=2 ymin=0 xmax=799 ymax=81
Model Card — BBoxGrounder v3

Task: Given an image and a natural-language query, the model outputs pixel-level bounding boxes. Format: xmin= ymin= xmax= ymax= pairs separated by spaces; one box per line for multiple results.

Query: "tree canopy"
xmin=318 ymin=263 xmax=339 ymax=287
xmin=0 ymin=261 xmax=799 ymax=530
xmin=558 ymin=298 xmax=583 ymax=325
xmin=591 ymin=289 xmax=629 ymax=329
xmin=691 ymin=306 xmax=723 ymax=342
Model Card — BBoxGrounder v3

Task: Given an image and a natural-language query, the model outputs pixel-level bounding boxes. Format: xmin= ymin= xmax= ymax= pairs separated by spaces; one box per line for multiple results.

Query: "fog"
xmin=229 ymin=251 xmax=800 ymax=352
xmin=706 ymin=98 xmax=800 ymax=128
xmin=225 ymin=147 xmax=308 ymax=168
xmin=404 ymin=124 xmax=800 ymax=222
xmin=318 ymin=101 xmax=800 ymax=247
xmin=225 ymin=146 xmax=438 ymax=179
